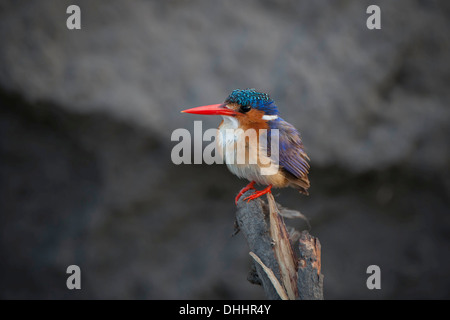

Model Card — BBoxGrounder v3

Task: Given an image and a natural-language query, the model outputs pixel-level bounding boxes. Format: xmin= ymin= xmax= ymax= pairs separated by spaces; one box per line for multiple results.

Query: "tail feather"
xmin=288 ymin=175 xmax=310 ymax=195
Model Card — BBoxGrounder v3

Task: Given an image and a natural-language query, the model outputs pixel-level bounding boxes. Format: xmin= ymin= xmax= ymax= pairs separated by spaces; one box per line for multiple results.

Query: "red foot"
xmin=243 ymin=184 xmax=273 ymax=203
xmin=235 ymin=181 xmax=256 ymax=205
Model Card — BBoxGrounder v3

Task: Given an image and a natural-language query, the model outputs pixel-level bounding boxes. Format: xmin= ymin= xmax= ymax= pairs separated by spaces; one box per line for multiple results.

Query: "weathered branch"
xmin=235 ymin=190 xmax=324 ymax=300
xmin=297 ymin=231 xmax=324 ymax=300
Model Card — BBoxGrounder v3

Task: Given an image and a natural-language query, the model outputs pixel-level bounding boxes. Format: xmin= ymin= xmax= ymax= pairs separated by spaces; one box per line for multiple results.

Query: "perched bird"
xmin=182 ymin=89 xmax=310 ymax=204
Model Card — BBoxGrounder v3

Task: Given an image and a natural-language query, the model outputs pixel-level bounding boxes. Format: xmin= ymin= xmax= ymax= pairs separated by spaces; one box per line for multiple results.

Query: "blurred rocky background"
xmin=0 ymin=0 xmax=449 ymax=299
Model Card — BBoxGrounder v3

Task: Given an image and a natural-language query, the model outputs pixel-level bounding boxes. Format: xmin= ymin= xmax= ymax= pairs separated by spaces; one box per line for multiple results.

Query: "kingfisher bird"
xmin=182 ymin=89 xmax=310 ymax=204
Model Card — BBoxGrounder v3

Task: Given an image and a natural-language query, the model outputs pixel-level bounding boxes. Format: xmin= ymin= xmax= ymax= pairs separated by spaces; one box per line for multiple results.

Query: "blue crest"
xmin=225 ymin=89 xmax=279 ymax=115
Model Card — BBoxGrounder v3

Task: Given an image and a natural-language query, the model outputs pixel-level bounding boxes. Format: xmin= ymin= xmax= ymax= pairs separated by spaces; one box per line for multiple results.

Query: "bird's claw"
xmin=235 ymin=181 xmax=256 ymax=204
xmin=242 ymin=185 xmax=273 ymax=203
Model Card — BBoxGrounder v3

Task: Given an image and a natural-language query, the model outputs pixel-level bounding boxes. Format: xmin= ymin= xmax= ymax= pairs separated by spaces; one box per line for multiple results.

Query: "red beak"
xmin=181 ymin=103 xmax=237 ymax=116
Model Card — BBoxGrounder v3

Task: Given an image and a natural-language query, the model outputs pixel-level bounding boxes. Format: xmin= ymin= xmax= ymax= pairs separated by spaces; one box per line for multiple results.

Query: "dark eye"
xmin=239 ymin=105 xmax=251 ymax=113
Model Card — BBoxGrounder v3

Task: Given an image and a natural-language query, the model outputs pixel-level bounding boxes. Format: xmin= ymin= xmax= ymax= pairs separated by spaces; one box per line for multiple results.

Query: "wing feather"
xmin=269 ymin=119 xmax=310 ymax=193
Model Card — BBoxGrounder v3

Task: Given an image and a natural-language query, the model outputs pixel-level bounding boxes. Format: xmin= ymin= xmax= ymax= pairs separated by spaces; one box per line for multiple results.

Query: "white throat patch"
xmin=218 ymin=116 xmax=239 ymax=145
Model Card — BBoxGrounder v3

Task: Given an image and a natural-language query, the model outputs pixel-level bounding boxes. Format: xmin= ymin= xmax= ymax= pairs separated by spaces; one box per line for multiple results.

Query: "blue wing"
xmin=269 ymin=118 xmax=310 ymax=192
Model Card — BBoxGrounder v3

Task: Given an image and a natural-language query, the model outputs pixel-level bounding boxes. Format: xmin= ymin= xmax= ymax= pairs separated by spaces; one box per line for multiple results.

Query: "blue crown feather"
xmin=225 ymin=89 xmax=279 ymax=115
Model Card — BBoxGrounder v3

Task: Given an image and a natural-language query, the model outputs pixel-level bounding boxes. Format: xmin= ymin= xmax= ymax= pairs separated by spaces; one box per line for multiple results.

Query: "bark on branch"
xmin=235 ymin=190 xmax=324 ymax=300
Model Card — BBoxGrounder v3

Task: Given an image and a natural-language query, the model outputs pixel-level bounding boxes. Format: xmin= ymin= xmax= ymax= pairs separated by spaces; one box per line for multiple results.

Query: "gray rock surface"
xmin=0 ymin=0 xmax=449 ymax=299
xmin=1 ymin=0 xmax=449 ymax=171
